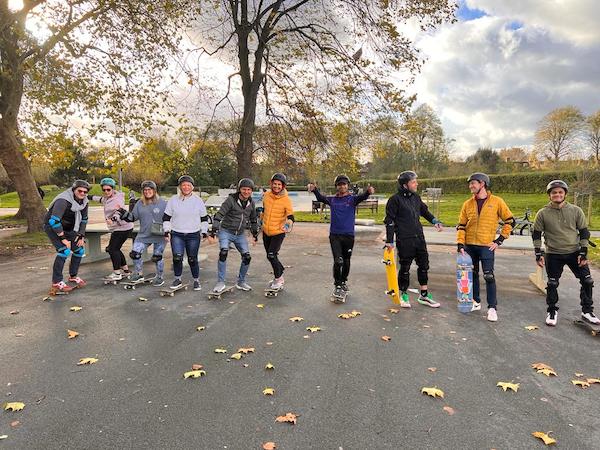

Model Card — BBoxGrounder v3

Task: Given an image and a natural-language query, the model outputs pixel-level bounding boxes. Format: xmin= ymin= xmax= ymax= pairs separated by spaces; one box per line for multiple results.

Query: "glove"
xmin=201 ymin=233 xmax=208 ymax=239
xmin=579 ymin=246 xmax=588 ymax=262
xmin=534 ymin=248 xmax=544 ymax=262
xmin=493 ymin=235 xmax=505 ymax=246
xmin=252 ymin=232 xmax=258 ymax=242
xmin=432 ymin=218 xmax=442 ymax=225
xmin=457 ymin=243 xmax=465 ymax=253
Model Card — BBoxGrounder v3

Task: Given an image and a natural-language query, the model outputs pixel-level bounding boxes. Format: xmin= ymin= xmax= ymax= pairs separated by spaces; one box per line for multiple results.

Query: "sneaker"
xmin=213 ymin=282 xmax=226 ymax=293
xmin=271 ymin=277 xmax=284 ymax=290
xmin=417 ymin=293 xmax=440 ymax=308
xmin=152 ymin=276 xmax=164 ymax=287
xmin=51 ymin=281 xmax=74 ymax=293
xmin=400 ymin=292 xmax=411 ymax=308
xmin=340 ymin=281 xmax=349 ymax=292
xmin=487 ymin=308 xmax=498 ymax=322
xmin=193 ymin=280 xmax=201 ymax=291
xmin=582 ymin=312 xmax=600 ymax=324
xmin=333 ymin=286 xmax=345 ymax=302
xmin=106 ymin=272 xmax=122 ymax=281
xmin=121 ymin=269 xmax=132 ymax=278
xmin=471 ymin=301 xmax=482 ymax=312
xmin=546 ymin=311 xmax=557 ymax=326
xmin=68 ymin=276 xmax=86 ymax=287
xmin=236 ymin=281 xmax=252 ymax=291
xmin=130 ymin=273 xmax=144 ymax=282
xmin=170 ymin=279 xmax=182 ymax=289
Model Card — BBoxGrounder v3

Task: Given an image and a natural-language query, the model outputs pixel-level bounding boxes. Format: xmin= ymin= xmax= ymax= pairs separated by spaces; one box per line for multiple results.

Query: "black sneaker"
xmin=340 ymin=282 xmax=349 ymax=292
xmin=193 ymin=280 xmax=201 ymax=291
xmin=170 ymin=279 xmax=182 ymax=289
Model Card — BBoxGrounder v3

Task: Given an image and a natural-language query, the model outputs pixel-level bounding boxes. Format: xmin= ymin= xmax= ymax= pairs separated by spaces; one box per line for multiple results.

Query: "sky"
xmin=410 ymin=0 xmax=600 ymax=156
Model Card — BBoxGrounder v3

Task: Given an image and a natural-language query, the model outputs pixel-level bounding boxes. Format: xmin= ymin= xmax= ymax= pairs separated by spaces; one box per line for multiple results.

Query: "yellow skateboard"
xmin=382 ymin=247 xmax=401 ymax=305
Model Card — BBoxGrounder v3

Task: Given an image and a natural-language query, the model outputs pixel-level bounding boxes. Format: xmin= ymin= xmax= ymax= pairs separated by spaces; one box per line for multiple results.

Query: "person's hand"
xmin=106 ymin=219 xmax=113 ymax=227
xmin=164 ymin=233 xmax=170 ymax=243
xmin=384 ymin=242 xmax=393 ymax=249
xmin=207 ymin=235 xmax=216 ymax=245
xmin=488 ymin=242 xmax=499 ymax=252
xmin=578 ymin=247 xmax=588 ymax=267
xmin=457 ymin=243 xmax=465 ymax=255
xmin=535 ymin=248 xmax=545 ymax=267
xmin=434 ymin=223 xmax=443 ymax=232
xmin=537 ymin=256 xmax=545 ymax=267
xmin=62 ymin=239 xmax=71 ymax=250
xmin=76 ymin=237 xmax=85 ymax=247
xmin=307 ymin=183 xmax=315 ymax=192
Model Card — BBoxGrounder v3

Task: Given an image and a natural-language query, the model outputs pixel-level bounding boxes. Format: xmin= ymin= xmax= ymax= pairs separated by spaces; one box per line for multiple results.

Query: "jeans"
xmin=396 ymin=236 xmax=429 ymax=292
xmin=170 ymin=231 xmax=201 ymax=279
xmin=218 ymin=229 xmax=250 ymax=283
xmin=263 ymin=233 xmax=286 ymax=279
xmin=465 ymin=244 xmax=497 ymax=308
xmin=329 ymin=234 xmax=355 ymax=286
xmin=132 ymin=240 xmax=166 ymax=276
xmin=107 ymin=230 xmax=131 ymax=270
xmin=545 ymin=251 xmax=594 ymax=313
xmin=44 ymin=225 xmax=84 ymax=283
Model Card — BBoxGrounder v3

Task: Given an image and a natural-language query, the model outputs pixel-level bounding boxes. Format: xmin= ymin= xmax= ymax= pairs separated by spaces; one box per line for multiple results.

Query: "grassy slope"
xmin=0 ymin=184 xmax=131 ymax=208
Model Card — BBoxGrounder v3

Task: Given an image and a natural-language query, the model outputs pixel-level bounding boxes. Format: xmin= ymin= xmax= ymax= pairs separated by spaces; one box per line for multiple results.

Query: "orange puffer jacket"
xmin=262 ymin=190 xmax=293 ymax=236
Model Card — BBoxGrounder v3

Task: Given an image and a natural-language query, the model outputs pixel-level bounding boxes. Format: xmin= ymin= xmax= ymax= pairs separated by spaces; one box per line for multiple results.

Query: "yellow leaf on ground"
xmin=532 ymin=362 xmax=554 ymax=370
xmin=256 ymin=304 xmax=265 ymax=308
xmin=524 ymin=325 xmax=539 ymax=331
xmin=289 ymin=316 xmax=304 ymax=322
xmin=70 ymin=306 xmax=82 ymax=312
xmin=586 ymin=378 xmax=600 ymax=384
xmin=138 ymin=297 xmax=148 ymax=302
xmin=230 ymin=353 xmax=243 ymax=360
xmin=306 ymin=326 xmax=321 ymax=333
xmin=263 ymin=388 xmax=275 ymax=395
xmin=214 ymin=348 xmax=227 ymax=353
xmin=381 ymin=335 xmax=391 ymax=341
xmin=67 ymin=329 xmax=79 ymax=339
xmin=428 ymin=367 xmax=437 ymax=372
xmin=497 ymin=382 xmax=520 ymax=392
xmin=389 ymin=308 xmax=399 ymax=314
xmin=350 ymin=310 xmax=361 ymax=316
xmin=77 ymin=357 xmax=98 ymax=365
xmin=3 ymin=402 xmax=25 ymax=412
xmin=421 ymin=386 xmax=444 ymax=398
xmin=263 ymin=442 xmax=276 ymax=450
xmin=532 ymin=431 xmax=557 ymax=445
xmin=537 ymin=368 xmax=557 ymax=377
xmin=238 ymin=347 xmax=255 ymax=354
xmin=183 ymin=370 xmax=206 ymax=379
xmin=275 ymin=412 xmax=297 ymax=424
xmin=265 ymin=363 xmax=274 ymax=370
xmin=196 ymin=326 xmax=205 ymax=331
xmin=571 ymin=379 xmax=590 ymax=388
xmin=575 ymin=373 xmax=584 ymax=377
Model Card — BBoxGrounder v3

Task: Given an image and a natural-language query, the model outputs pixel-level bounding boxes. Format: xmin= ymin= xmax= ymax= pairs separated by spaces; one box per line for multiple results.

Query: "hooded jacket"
xmin=262 ymin=190 xmax=294 ymax=236
xmin=213 ymin=193 xmax=258 ymax=236
xmin=384 ymin=186 xmax=437 ymax=242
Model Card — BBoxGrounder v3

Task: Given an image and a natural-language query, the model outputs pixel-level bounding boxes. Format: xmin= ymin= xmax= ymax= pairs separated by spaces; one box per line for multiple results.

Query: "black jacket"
xmin=44 ymin=198 xmax=89 ymax=234
xmin=213 ymin=193 xmax=258 ymax=236
xmin=384 ymin=187 xmax=435 ymax=242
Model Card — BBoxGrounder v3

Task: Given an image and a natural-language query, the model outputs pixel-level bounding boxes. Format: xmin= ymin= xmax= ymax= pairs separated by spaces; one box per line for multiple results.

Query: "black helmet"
xmin=238 ymin=178 xmax=255 ymax=190
xmin=178 ymin=175 xmax=195 ymax=186
xmin=71 ymin=179 xmax=91 ymax=191
xmin=397 ymin=171 xmax=418 ymax=186
xmin=334 ymin=175 xmax=350 ymax=186
xmin=467 ymin=172 xmax=490 ymax=188
xmin=546 ymin=179 xmax=568 ymax=194
xmin=270 ymin=173 xmax=287 ymax=185
xmin=141 ymin=180 xmax=157 ymax=191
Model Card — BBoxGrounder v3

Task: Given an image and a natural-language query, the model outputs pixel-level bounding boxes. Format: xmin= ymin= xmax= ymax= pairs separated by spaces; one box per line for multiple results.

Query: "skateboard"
xmin=265 ymin=286 xmax=282 ymax=298
xmin=573 ymin=315 xmax=600 ymax=336
xmin=330 ymin=289 xmax=347 ymax=304
xmin=102 ymin=274 xmax=131 ymax=285
xmin=121 ymin=273 xmax=156 ymax=290
xmin=382 ymin=247 xmax=401 ymax=305
xmin=47 ymin=287 xmax=69 ymax=296
xmin=159 ymin=283 xmax=189 ymax=297
xmin=456 ymin=253 xmax=474 ymax=313
xmin=207 ymin=285 xmax=234 ymax=300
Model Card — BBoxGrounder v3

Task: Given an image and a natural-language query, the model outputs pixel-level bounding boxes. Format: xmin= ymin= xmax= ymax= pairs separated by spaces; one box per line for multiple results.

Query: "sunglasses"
xmin=102 ymin=188 xmax=112 ymax=192
xmin=75 ymin=189 xmax=88 ymax=194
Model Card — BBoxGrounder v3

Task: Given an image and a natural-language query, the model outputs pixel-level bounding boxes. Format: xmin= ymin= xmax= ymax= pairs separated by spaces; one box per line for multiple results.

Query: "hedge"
xmin=359 ymin=171 xmax=580 ymax=194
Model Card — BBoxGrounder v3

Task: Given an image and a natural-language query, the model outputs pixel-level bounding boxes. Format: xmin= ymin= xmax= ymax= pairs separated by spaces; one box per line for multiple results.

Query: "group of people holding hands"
xmin=43 ymin=170 xmax=599 ymax=327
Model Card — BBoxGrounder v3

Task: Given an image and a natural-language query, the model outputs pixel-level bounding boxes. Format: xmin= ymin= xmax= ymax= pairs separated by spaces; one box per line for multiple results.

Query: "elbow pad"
xmin=580 ymin=228 xmax=591 ymax=240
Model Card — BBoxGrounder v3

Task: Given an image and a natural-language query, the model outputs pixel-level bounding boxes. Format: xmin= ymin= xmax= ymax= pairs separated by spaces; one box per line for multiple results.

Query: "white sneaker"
xmin=582 ymin=312 xmax=600 ymax=324
xmin=471 ymin=302 xmax=482 ymax=312
xmin=236 ymin=281 xmax=252 ymax=291
xmin=546 ymin=311 xmax=558 ymax=326
xmin=106 ymin=272 xmax=122 ymax=281
xmin=271 ymin=277 xmax=284 ymax=290
xmin=213 ymin=282 xmax=226 ymax=293
xmin=487 ymin=308 xmax=498 ymax=322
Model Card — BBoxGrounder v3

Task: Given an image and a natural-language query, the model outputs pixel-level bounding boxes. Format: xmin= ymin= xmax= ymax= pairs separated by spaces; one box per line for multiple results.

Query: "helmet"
xmin=238 ymin=178 xmax=255 ymax=190
xmin=270 ymin=173 xmax=287 ymax=185
xmin=71 ymin=180 xmax=91 ymax=191
xmin=100 ymin=177 xmax=116 ymax=188
xmin=141 ymin=180 xmax=157 ymax=191
xmin=178 ymin=175 xmax=195 ymax=186
xmin=334 ymin=175 xmax=351 ymax=186
xmin=397 ymin=171 xmax=418 ymax=187
xmin=467 ymin=172 xmax=490 ymax=188
xmin=546 ymin=179 xmax=568 ymax=194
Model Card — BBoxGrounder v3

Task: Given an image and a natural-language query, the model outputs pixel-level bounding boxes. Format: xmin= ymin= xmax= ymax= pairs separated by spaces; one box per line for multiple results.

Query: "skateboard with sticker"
xmin=207 ymin=285 xmax=234 ymax=300
xmin=264 ymin=286 xmax=283 ymax=298
xmin=382 ymin=247 xmax=401 ymax=305
xmin=159 ymin=283 xmax=189 ymax=297
xmin=121 ymin=273 xmax=156 ymax=290
xmin=456 ymin=253 xmax=474 ymax=313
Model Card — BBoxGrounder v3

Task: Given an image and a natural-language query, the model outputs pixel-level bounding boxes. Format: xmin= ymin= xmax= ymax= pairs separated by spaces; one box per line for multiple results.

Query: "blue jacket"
xmin=313 ymin=189 xmax=370 ymax=236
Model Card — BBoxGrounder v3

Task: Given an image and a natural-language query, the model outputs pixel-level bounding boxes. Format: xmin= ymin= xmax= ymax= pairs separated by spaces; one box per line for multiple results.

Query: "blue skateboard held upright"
xmin=456 ymin=252 xmax=473 ymax=313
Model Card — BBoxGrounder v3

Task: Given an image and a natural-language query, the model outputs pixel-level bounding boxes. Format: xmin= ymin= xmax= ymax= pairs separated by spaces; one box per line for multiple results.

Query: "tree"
xmin=534 ymin=106 xmax=585 ymax=162
xmin=188 ymin=140 xmax=237 ymax=188
xmin=0 ymin=1 xmax=200 ymax=231
xmin=465 ymin=147 xmax=501 ymax=174
xmin=586 ymin=110 xmax=600 ymax=163
xmin=323 ymin=121 xmax=361 ymax=181
xmin=195 ymin=0 xmax=456 ymax=179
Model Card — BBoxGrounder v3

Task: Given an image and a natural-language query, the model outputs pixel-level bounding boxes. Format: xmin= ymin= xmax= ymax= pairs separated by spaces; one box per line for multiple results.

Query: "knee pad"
xmin=57 ymin=246 xmax=71 ymax=258
xmin=129 ymin=250 xmax=142 ymax=260
xmin=547 ymin=278 xmax=559 ymax=289
xmin=173 ymin=253 xmax=184 ymax=263
xmin=219 ymin=249 xmax=228 ymax=262
xmin=335 ymin=256 xmax=344 ymax=266
xmin=187 ymin=255 xmax=198 ymax=266
xmin=582 ymin=275 xmax=594 ymax=287
xmin=266 ymin=252 xmax=277 ymax=261
xmin=483 ymin=271 xmax=495 ymax=283
xmin=73 ymin=247 xmax=85 ymax=257
xmin=151 ymin=254 xmax=162 ymax=263
xmin=241 ymin=252 xmax=251 ymax=265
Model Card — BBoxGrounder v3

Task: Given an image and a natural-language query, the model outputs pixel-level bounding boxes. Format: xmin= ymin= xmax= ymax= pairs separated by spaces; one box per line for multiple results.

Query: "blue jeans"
xmin=465 ymin=245 xmax=497 ymax=308
xmin=170 ymin=231 xmax=201 ymax=279
xmin=218 ymin=230 xmax=250 ymax=283
xmin=132 ymin=240 xmax=166 ymax=276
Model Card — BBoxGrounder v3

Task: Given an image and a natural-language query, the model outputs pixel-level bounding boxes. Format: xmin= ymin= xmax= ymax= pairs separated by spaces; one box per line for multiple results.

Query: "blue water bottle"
xmin=456 ymin=252 xmax=473 ymax=314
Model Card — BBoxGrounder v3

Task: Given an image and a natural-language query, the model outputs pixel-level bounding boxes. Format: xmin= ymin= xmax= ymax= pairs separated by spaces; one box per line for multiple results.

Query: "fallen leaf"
xmin=138 ymin=297 xmax=148 ymax=302
xmin=586 ymin=378 xmax=600 ymax=384
xmin=77 ymin=357 xmax=98 ymax=365
xmin=256 ymin=304 xmax=265 ymax=308
xmin=427 ymin=367 xmax=437 ymax=372
xmin=265 ymin=363 xmax=274 ymax=370
xmin=275 ymin=412 xmax=297 ymax=425
xmin=421 ymin=387 xmax=444 ymax=399
xmin=67 ymin=329 xmax=79 ymax=339
xmin=449 ymin=331 xmax=457 ymax=334
xmin=238 ymin=347 xmax=255 ymax=354
xmin=214 ymin=348 xmax=227 ymax=354
xmin=263 ymin=387 xmax=275 ymax=396
xmin=383 ymin=317 xmax=391 ymax=322
xmin=389 ymin=308 xmax=399 ymax=314
xmin=191 ymin=364 xmax=203 ymax=370
xmin=10 ymin=421 xmax=20 ymax=427
xmin=524 ymin=325 xmax=539 ymax=331
xmin=575 ymin=373 xmax=584 ymax=377
xmin=9 ymin=310 xmax=18 ymax=315
xmin=263 ymin=442 xmax=276 ymax=450
xmin=571 ymin=379 xmax=590 ymax=388
xmin=70 ymin=306 xmax=82 ymax=311
xmin=497 ymin=382 xmax=520 ymax=392
xmin=443 ymin=406 xmax=455 ymax=415
xmin=537 ymin=368 xmax=557 ymax=377
xmin=532 ymin=362 xmax=554 ymax=370
xmin=243 ymin=364 xmax=249 ymax=368
xmin=3 ymin=402 xmax=25 ymax=412
xmin=230 ymin=353 xmax=243 ymax=360
xmin=289 ymin=316 xmax=304 ymax=322
xmin=381 ymin=335 xmax=391 ymax=341
xmin=0 ymin=435 xmax=7 ymax=440
xmin=532 ymin=431 xmax=557 ymax=445
xmin=196 ymin=326 xmax=205 ymax=331
xmin=183 ymin=370 xmax=206 ymax=379
xmin=306 ymin=326 xmax=321 ymax=333
xmin=42 ymin=296 xmax=52 ymax=301
xmin=338 ymin=312 xmax=359 ymax=319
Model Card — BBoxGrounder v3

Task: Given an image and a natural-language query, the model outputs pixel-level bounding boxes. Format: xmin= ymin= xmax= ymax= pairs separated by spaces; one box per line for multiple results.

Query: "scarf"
xmin=48 ymin=189 xmax=88 ymax=231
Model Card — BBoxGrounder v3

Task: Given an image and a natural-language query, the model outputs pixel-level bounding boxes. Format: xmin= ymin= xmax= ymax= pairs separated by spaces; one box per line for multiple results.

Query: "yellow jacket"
xmin=456 ymin=194 xmax=514 ymax=246
xmin=262 ymin=190 xmax=293 ymax=236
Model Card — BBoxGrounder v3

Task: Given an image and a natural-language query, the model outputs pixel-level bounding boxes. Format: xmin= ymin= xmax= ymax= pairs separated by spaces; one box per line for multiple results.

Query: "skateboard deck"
xmin=47 ymin=288 xmax=69 ymax=296
xmin=573 ymin=315 xmax=600 ymax=336
xmin=121 ymin=273 xmax=156 ymax=290
xmin=456 ymin=253 xmax=473 ymax=313
xmin=330 ymin=290 xmax=347 ymax=304
xmin=265 ymin=287 xmax=283 ymax=298
xmin=160 ymin=283 xmax=189 ymax=297
xmin=207 ymin=285 xmax=234 ymax=300
xmin=382 ymin=247 xmax=401 ymax=305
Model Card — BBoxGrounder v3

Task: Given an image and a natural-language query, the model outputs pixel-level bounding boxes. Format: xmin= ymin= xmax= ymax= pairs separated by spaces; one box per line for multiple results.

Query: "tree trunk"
xmin=0 ymin=123 xmax=46 ymax=232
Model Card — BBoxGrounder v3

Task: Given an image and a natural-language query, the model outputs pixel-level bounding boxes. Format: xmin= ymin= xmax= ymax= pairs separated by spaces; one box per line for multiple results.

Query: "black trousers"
xmin=107 ymin=230 xmax=131 ymax=270
xmin=44 ymin=226 xmax=84 ymax=283
xmin=329 ymin=234 xmax=355 ymax=286
xmin=396 ymin=236 xmax=429 ymax=292
xmin=263 ymin=232 xmax=286 ymax=278
xmin=545 ymin=251 xmax=594 ymax=313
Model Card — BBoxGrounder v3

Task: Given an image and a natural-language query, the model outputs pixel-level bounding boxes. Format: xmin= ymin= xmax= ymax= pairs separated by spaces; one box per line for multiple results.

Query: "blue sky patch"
xmin=457 ymin=2 xmax=488 ymax=21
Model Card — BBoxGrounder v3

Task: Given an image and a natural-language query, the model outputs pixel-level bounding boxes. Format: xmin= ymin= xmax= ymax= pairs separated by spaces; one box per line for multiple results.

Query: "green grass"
xmin=0 ymin=184 xmax=131 ymax=208
xmin=0 ymin=214 xmax=26 ymax=228
xmin=0 ymin=231 xmax=51 ymax=254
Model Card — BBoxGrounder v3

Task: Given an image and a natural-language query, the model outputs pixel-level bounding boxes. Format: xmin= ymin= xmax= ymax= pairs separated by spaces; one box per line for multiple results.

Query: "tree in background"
xmin=534 ymin=106 xmax=584 ymax=162
xmin=323 ymin=121 xmax=361 ymax=182
xmin=586 ymin=110 xmax=600 ymax=164
xmin=465 ymin=147 xmax=501 ymax=174
xmin=187 ymin=140 xmax=236 ymax=188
